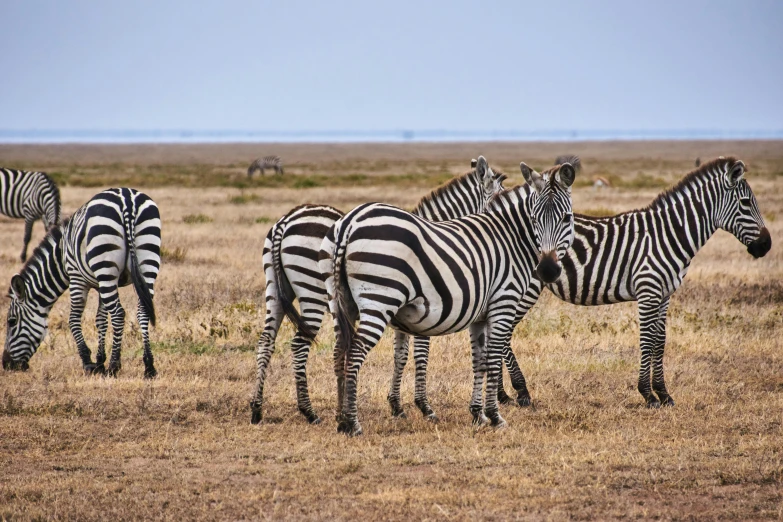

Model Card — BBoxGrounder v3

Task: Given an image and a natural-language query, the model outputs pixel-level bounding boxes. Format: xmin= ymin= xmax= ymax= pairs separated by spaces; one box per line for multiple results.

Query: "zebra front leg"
xmin=20 ymin=217 xmax=34 ymax=262
xmin=412 ymin=336 xmax=437 ymax=421
xmin=137 ymin=301 xmax=156 ymax=379
xmin=291 ymin=331 xmax=321 ymax=424
xmin=94 ymin=300 xmax=108 ymax=375
xmin=651 ymin=297 xmax=674 ymax=407
xmin=68 ymin=284 xmax=99 ymax=374
xmin=637 ymin=298 xmax=662 ymax=408
xmin=500 ymin=284 xmax=539 ymax=406
xmin=468 ymin=322 xmax=489 ymax=426
xmin=484 ymin=321 xmax=512 ymax=429
xmin=387 ymin=330 xmax=409 ymax=418
xmin=251 ymin=300 xmax=284 ymax=424
xmin=102 ymin=288 xmax=126 ymax=377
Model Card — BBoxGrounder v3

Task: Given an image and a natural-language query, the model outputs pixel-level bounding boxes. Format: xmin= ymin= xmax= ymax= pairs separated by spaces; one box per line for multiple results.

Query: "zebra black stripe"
xmin=2 ymin=188 xmax=162 ymax=378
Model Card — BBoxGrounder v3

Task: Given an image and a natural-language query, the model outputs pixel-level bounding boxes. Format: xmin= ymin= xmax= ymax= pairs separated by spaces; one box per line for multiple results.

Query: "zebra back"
xmin=0 ymin=168 xmax=61 ymax=228
xmin=411 ymin=164 xmax=507 ymax=221
xmin=248 ymin=156 xmax=284 ymax=177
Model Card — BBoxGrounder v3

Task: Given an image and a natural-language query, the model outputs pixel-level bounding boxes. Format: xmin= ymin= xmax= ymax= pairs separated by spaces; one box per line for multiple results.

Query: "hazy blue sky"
xmin=2 ymin=0 xmax=782 ymax=132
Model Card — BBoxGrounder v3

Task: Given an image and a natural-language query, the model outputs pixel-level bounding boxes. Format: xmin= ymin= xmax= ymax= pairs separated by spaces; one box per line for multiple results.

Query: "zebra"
xmin=3 ymin=188 xmax=162 ymax=378
xmin=0 ymin=167 xmax=62 ymax=262
xmin=320 ymin=156 xmax=577 ymax=435
xmin=248 ymin=156 xmax=284 ymax=177
xmin=250 ymin=161 xmax=508 ymax=424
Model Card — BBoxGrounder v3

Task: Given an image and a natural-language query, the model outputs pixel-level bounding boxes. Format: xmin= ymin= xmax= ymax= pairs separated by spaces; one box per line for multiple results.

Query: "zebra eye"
xmin=740 ymin=198 xmax=751 ymax=206
xmin=562 ymin=213 xmax=572 ymax=223
xmin=8 ymin=316 xmax=17 ymax=328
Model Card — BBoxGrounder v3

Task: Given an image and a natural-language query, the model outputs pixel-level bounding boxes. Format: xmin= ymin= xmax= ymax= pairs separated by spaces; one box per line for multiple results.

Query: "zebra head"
xmin=474 ymin=156 xmax=508 ymax=209
xmin=520 ymin=161 xmax=577 ymax=284
xmin=3 ymin=275 xmax=47 ymax=371
xmin=716 ymin=159 xmax=770 ymax=259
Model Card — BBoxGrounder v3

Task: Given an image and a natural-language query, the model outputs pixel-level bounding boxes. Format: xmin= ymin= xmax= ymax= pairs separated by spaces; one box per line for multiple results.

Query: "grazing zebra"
xmin=248 ymin=156 xmax=284 ymax=177
xmin=3 ymin=188 xmax=162 ymax=378
xmin=250 ymin=161 xmax=508 ymax=424
xmin=0 ymin=167 xmax=62 ymax=262
xmin=321 ymin=156 xmax=577 ymax=435
xmin=485 ymin=156 xmax=770 ymax=408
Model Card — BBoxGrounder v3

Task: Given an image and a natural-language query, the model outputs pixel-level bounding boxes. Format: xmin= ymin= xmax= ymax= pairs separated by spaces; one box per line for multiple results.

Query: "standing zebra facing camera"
xmin=321 ymin=156 xmax=577 ymax=435
xmin=247 ymin=155 xmax=284 ymax=177
xmin=250 ymin=159 xmax=507 ymax=425
xmin=0 ymin=167 xmax=62 ymax=262
xmin=486 ymin=156 xmax=770 ymax=408
xmin=3 ymin=188 xmax=162 ymax=378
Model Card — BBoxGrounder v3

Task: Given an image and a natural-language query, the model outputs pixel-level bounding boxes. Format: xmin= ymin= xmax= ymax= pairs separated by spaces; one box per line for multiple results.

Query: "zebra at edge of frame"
xmin=248 ymin=156 xmax=284 ymax=177
xmin=3 ymin=188 xmax=162 ymax=379
xmin=0 ymin=167 xmax=62 ymax=262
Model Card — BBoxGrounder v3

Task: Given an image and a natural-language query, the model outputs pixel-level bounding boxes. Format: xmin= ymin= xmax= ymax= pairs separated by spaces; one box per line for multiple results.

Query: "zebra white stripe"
xmin=248 ymin=155 xmax=284 ymax=177
xmin=250 ymin=162 xmax=507 ymax=424
xmin=492 ymin=156 xmax=771 ymax=408
xmin=320 ymin=156 xmax=577 ymax=435
xmin=3 ymin=188 xmax=162 ymax=378
xmin=0 ymin=167 xmax=61 ymax=261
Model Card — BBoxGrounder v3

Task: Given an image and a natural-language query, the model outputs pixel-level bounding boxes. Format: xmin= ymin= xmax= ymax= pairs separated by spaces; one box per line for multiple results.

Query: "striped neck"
xmin=17 ymin=227 xmax=69 ymax=312
xmin=412 ymin=170 xmax=492 ymax=221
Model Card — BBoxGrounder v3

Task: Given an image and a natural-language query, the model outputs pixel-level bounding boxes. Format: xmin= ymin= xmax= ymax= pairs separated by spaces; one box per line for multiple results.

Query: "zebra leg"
xmin=94 ymin=300 xmax=108 ymax=374
xmin=637 ymin=298 xmax=662 ymax=407
xmin=469 ymin=322 xmax=489 ymax=426
xmin=484 ymin=321 xmax=512 ymax=429
xmin=651 ymin=297 xmax=675 ymax=407
xmin=500 ymin=283 xmax=540 ymax=406
xmin=251 ymin=295 xmax=284 ymax=424
xmin=337 ymin=312 xmax=388 ymax=436
xmin=20 ymin=216 xmax=34 ymax=262
xmin=138 ymin=300 xmax=156 ymax=379
xmin=102 ymin=288 xmax=126 ymax=378
xmin=412 ymin=336 xmax=437 ymax=421
xmin=387 ymin=330 xmax=409 ymax=418
xmin=68 ymin=283 xmax=99 ymax=374
xmin=291 ymin=300 xmax=327 ymax=424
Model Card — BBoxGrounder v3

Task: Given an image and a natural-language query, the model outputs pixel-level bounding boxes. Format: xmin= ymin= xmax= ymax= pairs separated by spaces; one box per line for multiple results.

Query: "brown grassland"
xmin=0 ymin=141 xmax=781 ymax=520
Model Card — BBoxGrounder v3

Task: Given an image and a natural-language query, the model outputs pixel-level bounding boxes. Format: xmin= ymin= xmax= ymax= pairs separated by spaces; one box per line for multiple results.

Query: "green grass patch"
xmin=293 ymin=177 xmax=322 ymax=188
xmin=160 ymin=246 xmax=187 ymax=263
xmin=182 ymin=214 xmax=213 ymax=224
xmin=228 ymin=192 xmax=261 ymax=204
xmin=255 ymin=216 xmax=273 ymax=224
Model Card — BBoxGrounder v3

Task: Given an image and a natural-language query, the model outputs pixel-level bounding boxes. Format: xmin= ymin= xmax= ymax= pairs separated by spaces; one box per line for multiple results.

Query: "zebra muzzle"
xmin=747 ymin=227 xmax=771 ymax=259
xmin=536 ymin=253 xmax=562 ymax=284
xmin=2 ymin=350 xmax=29 ymax=372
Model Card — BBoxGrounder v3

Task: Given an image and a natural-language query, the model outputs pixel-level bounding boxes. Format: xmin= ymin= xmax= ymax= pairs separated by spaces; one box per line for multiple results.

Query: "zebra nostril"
xmin=747 ymin=227 xmax=771 ymax=259
xmin=536 ymin=255 xmax=562 ymax=284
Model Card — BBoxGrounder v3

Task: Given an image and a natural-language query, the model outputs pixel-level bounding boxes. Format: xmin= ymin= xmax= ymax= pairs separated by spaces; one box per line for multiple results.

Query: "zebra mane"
xmin=411 ymin=167 xmax=507 ymax=215
xmin=41 ymin=171 xmax=62 ymax=224
xmin=554 ymin=155 xmax=582 ymax=171
xmin=647 ymin=156 xmax=738 ymax=210
xmin=17 ymin=217 xmax=68 ymax=278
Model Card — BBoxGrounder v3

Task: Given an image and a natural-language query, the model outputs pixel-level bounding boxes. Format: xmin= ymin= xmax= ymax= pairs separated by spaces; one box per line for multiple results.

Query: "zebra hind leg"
xmin=412 ymin=336 xmax=437 ymax=421
xmin=104 ymin=294 xmax=126 ymax=378
xmin=251 ymin=300 xmax=284 ymax=424
xmin=137 ymin=302 xmax=156 ymax=379
xmin=651 ymin=298 xmax=674 ymax=407
xmin=468 ymin=323 xmax=490 ymax=426
xmin=291 ymin=331 xmax=321 ymax=424
xmin=94 ymin=301 xmax=108 ymax=375
xmin=637 ymin=298 xmax=662 ymax=408
xmin=387 ymin=331 xmax=409 ymax=418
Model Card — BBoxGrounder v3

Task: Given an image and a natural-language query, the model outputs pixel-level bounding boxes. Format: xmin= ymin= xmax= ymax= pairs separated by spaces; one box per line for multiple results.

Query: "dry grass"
xmin=0 ymin=142 xmax=782 ymax=520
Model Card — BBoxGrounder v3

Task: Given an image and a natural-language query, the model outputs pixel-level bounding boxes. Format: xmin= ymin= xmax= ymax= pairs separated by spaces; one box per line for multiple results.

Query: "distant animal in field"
xmin=3 ymin=188 xmax=161 ymax=378
xmin=248 ymin=156 xmax=284 ymax=177
xmin=491 ymin=157 xmax=771 ymax=409
xmin=592 ymin=176 xmax=612 ymax=189
xmin=0 ymin=167 xmax=61 ymax=262
xmin=695 ymin=157 xmax=701 ymax=167
xmin=250 ymin=157 xmax=508 ymax=426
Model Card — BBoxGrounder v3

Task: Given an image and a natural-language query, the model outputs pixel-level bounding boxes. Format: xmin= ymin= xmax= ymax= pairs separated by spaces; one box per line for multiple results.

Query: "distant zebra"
xmin=250 ymin=160 xmax=507 ymax=424
xmin=248 ymin=156 xmax=284 ymax=177
xmin=485 ymin=157 xmax=770 ymax=408
xmin=0 ymin=167 xmax=61 ymax=261
xmin=3 ymin=188 xmax=162 ymax=378
xmin=320 ymin=156 xmax=577 ymax=435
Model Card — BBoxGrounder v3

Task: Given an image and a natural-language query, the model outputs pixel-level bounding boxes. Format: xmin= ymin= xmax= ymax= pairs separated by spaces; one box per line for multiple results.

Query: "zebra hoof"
xmin=659 ymin=395 xmax=675 ymax=407
xmin=250 ymin=407 xmax=263 ymax=425
xmin=388 ymin=400 xmax=406 ymax=418
xmin=471 ymin=410 xmax=490 ymax=427
xmin=337 ymin=419 xmax=363 ymax=437
xmin=83 ymin=363 xmax=98 ymax=376
xmin=492 ymin=417 xmax=508 ymax=430
xmin=93 ymin=364 xmax=106 ymax=376
xmin=425 ymin=413 xmax=439 ymax=423
xmin=497 ymin=389 xmax=514 ymax=405
xmin=300 ymin=409 xmax=321 ymax=425
xmin=516 ymin=395 xmax=532 ymax=408
xmin=107 ymin=364 xmax=122 ymax=378
xmin=393 ymin=411 xmax=407 ymax=420
xmin=646 ymin=398 xmax=661 ymax=409
xmin=143 ymin=367 xmax=157 ymax=379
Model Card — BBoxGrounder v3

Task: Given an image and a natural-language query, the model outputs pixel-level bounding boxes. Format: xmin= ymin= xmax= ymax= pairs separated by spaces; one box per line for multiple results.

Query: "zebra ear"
xmin=470 ymin=158 xmax=477 ymax=169
xmin=10 ymin=275 xmax=25 ymax=300
xmin=557 ymin=163 xmax=576 ymax=188
xmin=728 ymin=160 xmax=745 ymax=185
xmin=520 ymin=162 xmax=545 ymax=193
xmin=476 ymin=156 xmax=495 ymax=190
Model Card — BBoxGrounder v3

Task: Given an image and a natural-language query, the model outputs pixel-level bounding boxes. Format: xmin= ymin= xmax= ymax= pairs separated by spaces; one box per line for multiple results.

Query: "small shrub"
xmin=228 ymin=192 xmax=261 ymax=205
xmin=255 ymin=216 xmax=273 ymax=224
xmin=160 ymin=246 xmax=187 ymax=263
xmin=293 ymin=177 xmax=321 ymax=188
xmin=183 ymin=214 xmax=213 ymax=224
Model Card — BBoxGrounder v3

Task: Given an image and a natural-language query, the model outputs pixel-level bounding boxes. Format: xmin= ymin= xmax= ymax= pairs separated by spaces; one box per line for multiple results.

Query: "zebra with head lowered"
xmin=251 ymin=161 xmax=507 ymax=424
xmin=1 ymin=168 xmax=62 ymax=262
xmin=486 ymin=156 xmax=770 ymax=408
xmin=3 ymin=188 xmax=162 ymax=378
xmin=320 ymin=156 xmax=577 ymax=436
xmin=248 ymin=156 xmax=284 ymax=177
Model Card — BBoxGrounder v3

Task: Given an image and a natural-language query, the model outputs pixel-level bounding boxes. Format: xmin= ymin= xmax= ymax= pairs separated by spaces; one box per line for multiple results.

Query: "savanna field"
xmin=0 ymin=141 xmax=781 ymax=520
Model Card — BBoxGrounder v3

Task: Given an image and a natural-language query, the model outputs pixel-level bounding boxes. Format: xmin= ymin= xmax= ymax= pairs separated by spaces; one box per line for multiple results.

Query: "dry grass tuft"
xmin=0 ymin=142 xmax=781 ymax=520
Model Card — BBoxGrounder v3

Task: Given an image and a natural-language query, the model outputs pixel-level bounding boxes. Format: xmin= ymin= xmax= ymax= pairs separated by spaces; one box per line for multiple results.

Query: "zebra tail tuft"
xmin=126 ymin=210 xmax=156 ymax=327
xmin=270 ymin=220 xmax=317 ymax=341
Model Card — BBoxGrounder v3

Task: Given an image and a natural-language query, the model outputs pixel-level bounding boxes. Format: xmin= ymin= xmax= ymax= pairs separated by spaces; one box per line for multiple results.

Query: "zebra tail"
xmin=333 ymin=224 xmax=356 ymax=355
xmin=125 ymin=210 xmax=156 ymax=327
xmin=270 ymin=220 xmax=317 ymax=341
